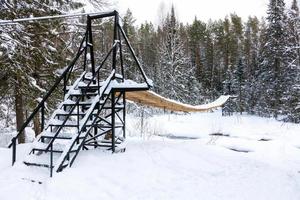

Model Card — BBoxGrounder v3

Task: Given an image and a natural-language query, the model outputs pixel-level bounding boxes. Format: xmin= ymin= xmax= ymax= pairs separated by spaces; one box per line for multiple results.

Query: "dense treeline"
xmin=124 ymin=0 xmax=299 ymax=122
xmin=0 ymin=0 xmax=299 ymax=140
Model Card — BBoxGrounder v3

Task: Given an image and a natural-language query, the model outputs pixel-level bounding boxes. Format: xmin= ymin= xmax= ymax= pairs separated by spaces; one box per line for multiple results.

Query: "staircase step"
xmin=54 ymin=109 xmax=98 ymax=118
xmin=48 ymin=119 xmax=93 ymax=127
xmin=86 ymin=143 xmax=113 ymax=148
xmin=33 ymin=148 xmax=78 ymax=154
xmin=42 ymin=130 xmax=73 ymax=139
xmin=24 ymin=161 xmax=50 ymax=168
xmin=23 ymin=153 xmax=59 ymax=168
xmin=99 ymin=140 xmax=121 ymax=144
xmin=78 ymin=83 xmax=100 ymax=88
xmin=48 ymin=119 xmax=78 ymax=127
xmin=41 ymin=135 xmax=85 ymax=140
xmin=100 ymin=125 xmax=124 ymax=128
xmin=29 ymin=138 xmax=81 ymax=161
xmin=84 ymin=139 xmax=123 ymax=148
xmin=33 ymin=148 xmax=64 ymax=154
xmin=41 ymin=136 xmax=72 ymax=140
xmin=78 ymin=87 xmax=99 ymax=93
xmin=62 ymin=99 xmax=94 ymax=106
xmin=69 ymin=91 xmax=98 ymax=98
xmin=48 ymin=123 xmax=93 ymax=128
xmin=32 ymin=141 xmax=67 ymax=153
xmin=68 ymin=88 xmax=98 ymax=96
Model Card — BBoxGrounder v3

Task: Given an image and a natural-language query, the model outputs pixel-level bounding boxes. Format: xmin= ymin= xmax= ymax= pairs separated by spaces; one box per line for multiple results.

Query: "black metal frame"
xmin=8 ymin=10 xmax=152 ymax=177
xmin=9 ymin=33 xmax=87 ymax=163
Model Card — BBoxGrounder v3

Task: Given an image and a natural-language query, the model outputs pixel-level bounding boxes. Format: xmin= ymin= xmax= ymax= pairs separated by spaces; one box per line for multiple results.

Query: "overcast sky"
xmin=113 ymin=0 xmax=297 ymax=25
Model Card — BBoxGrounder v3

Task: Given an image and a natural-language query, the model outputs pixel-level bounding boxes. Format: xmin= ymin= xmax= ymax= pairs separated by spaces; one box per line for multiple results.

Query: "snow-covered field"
xmin=0 ymin=110 xmax=300 ymax=200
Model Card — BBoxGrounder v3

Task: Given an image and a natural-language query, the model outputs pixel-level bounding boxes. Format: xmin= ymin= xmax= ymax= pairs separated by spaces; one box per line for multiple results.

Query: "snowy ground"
xmin=0 ymin=110 xmax=300 ymax=200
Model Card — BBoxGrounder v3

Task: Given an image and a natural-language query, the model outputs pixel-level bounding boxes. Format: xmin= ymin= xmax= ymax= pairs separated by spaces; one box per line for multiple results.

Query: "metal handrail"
xmin=8 ymin=34 xmax=87 ymax=165
xmin=50 ymin=42 xmax=118 ymax=175
xmin=85 ymin=41 xmax=119 ymax=91
xmin=117 ymin=24 xmax=152 ymax=88
xmin=43 ymin=40 xmax=118 ymax=151
xmin=44 ymin=41 xmax=119 ymax=151
xmin=8 ymin=11 xmax=151 ymax=174
xmin=55 ymin=70 xmax=116 ymax=172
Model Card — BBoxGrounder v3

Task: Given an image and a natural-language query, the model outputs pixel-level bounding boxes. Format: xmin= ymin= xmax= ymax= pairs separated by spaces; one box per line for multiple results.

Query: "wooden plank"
xmin=122 ymin=91 xmax=230 ymax=112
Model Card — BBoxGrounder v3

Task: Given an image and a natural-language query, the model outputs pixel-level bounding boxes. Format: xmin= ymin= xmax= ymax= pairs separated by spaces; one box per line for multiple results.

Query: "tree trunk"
xmin=239 ymin=85 xmax=242 ymax=115
xmin=273 ymin=58 xmax=280 ymax=118
xmin=33 ymin=112 xmax=41 ymax=137
xmin=15 ymin=75 xmax=25 ymax=143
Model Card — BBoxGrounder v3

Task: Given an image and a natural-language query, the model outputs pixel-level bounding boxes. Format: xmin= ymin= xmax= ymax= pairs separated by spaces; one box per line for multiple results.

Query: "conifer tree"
xmin=288 ymin=0 xmax=300 ymax=66
xmin=0 ymin=0 xmax=107 ymax=141
xmin=137 ymin=22 xmax=158 ymax=82
xmin=1 ymin=0 xmax=66 ymax=142
xmin=243 ymin=17 xmax=260 ymax=113
xmin=255 ymin=0 xmax=291 ymax=118
xmin=122 ymin=9 xmax=139 ymax=81
xmin=233 ymin=58 xmax=245 ymax=114
xmin=286 ymin=0 xmax=300 ymax=122
xmin=157 ymin=6 xmax=200 ymax=103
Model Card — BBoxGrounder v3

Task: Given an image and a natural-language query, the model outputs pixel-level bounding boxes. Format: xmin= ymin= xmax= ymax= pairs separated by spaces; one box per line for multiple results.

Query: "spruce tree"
xmin=233 ymin=58 xmax=245 ymax=114
xmin=288 ymin=0 xmax=300 ymax=66
xmin=188 ymin=17 xmax=206 ymax=83
xmin=286 ymin=0 xmax=300 ymax=122
xmin=122 ymin=9 xmax=139 ymax=81
xmin=243 ymin=17 xmax=260 ymax=113
xmin=157 ymin=6 xmax=200 ymax=104
xmin=137 ymin=22 xmax=158 ymax=83
xmin=255 ymin=0 xmax=291 ymax=118
xmin=0 ymin=0 xmax=85 ymax=141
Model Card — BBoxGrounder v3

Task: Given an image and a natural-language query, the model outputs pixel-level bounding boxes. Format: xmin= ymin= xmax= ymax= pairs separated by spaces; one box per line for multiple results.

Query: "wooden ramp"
xmin=125 ymin=91 xmax=230 ymax=112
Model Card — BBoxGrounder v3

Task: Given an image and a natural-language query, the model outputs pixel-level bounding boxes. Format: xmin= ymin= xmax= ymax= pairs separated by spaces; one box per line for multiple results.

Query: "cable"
xmin=0 ymin=11 xmax=115 ymax=26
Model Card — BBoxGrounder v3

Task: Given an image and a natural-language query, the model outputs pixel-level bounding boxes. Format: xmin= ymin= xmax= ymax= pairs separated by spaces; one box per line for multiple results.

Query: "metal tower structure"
xmin=8 ymin=11 xmax=152 ymax=177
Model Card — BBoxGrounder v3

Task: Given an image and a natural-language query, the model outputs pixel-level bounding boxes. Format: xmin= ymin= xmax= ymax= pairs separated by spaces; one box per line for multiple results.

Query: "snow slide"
xmin=125 ymin=90 xmax=230 ymax=112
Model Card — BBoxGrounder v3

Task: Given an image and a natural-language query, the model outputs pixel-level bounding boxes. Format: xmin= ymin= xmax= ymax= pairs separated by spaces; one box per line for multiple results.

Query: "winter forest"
xmin=0 ymin=0 xmax=300 ymax=199
xmin=0 ymin=0 xmax=299 ymax=139
xmin=0 ymin=0 xmax=300 ymax=142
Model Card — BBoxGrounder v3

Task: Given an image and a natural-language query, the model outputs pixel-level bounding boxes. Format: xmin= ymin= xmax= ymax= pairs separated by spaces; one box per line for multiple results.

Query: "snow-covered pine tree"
xmin=286 ymin=0 xmax=300 ymax=122
xmin=202 ymin=20 xmax=223 ymax=100
xmin=288 ymin=0 xmax=300 ymax=66
xmin=219 ymin=14 xmax=244 ymax=110
xmin=122 ymin=9 xmax=139 ymax=81
xmin=0 ymin=0 xmax=71 ymax=142
xmin=229 ymin=14 xmax=244 ymax=70
xmin=255 ymin=0 xmax=291 ymax=118
xmin=0 ymin=0 xmax=105 ymax=141
xmin=243 ymin=17 xmax=260 ymax=113
xmin=157 ymin=5 xmax=200 ymax=104
xmin=232 ymin=58 xmax=245 ymax=114
xmin=137 ymin=22 xmax=158 ymax=83
xmin=222 ymin=67 xmax=237 ymax=115
xmin=186 ymin=18 xmax=208 ymax=103
xmin=187 ymin=17 xmax=206 ymax=83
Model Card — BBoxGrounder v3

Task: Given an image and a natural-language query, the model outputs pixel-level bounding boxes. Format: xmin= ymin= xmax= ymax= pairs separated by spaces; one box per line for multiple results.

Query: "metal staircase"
xmin=8 ymin=11 xmax=152 ymax=177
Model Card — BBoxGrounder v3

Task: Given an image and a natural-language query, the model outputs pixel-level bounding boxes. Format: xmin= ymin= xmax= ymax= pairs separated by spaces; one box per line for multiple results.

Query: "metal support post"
xmin=111 ymin=90 xmax=115 ymax=152
xmin=123 ymin=92 xmax=126 ymax=138
xmin=87 ymin=16 xmax=95 ymax=75
xmin=12 ymin=138 xmax=16 ymax=165
xmin=41 ymin=102 xmax=45 ymax=131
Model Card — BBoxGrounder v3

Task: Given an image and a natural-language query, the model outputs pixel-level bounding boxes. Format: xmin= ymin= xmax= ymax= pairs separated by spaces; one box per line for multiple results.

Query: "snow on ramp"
xmin=125 ymin=90 xmax=230 ymax=112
